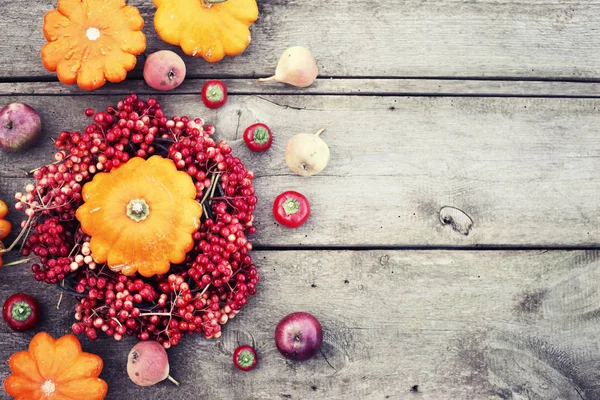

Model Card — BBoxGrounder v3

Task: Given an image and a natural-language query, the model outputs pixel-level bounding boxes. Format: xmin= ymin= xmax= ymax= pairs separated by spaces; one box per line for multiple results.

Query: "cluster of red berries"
xmin=14 ymin=94 xmax=259 ymax=347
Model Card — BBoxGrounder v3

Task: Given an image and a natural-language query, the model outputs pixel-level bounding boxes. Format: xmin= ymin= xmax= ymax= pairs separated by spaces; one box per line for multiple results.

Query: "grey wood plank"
xmin=2 ymin=0 xmax=600 ymax=80
xmin=0 ymin=250 xmax=598 ymax=399
xmin=2 ymin=79 xmax=600 ymax=97
xmin=1 ymin=94 xmax=600 ymax=247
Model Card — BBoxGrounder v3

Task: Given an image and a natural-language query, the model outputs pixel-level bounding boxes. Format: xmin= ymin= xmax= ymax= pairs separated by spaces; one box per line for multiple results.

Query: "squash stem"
xmin=202 ymin=0 xmax=227 ymax=7
xmin=315 ymin=126 xmax=327 ymax=136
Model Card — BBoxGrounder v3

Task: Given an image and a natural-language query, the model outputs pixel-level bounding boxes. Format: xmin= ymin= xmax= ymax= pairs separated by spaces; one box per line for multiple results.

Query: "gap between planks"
xmin=1 ymin=79 xmax=600 ymax=98
xmin=252 ymin=245 xmax=600 ymax=252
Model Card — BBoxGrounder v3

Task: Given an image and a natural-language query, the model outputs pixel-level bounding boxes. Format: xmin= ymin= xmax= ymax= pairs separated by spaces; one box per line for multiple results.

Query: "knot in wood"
xmin=439 ymin=206 xmax=473 ymax=236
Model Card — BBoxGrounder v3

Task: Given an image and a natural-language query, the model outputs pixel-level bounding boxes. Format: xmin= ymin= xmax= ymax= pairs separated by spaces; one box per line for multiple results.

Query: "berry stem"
xmin=1 ymin=257 xmax=36 ymax=266
xmin=139 ymin=312 xmax=173 ymax=317
xmin=199 ymin=283 xmax=212 ymax=297
xmin=18 ymin=217 xmax=36 ymax=252
xmin=199 ymin=173 xmax=220 ymax=207
xmin=28 ymin=160 xmax=62 ymax=175
xmin=1 ymin=215 xmax=34 ymax=253
xmin=209 ymin=175 xmax=220 ymax=205
xmin=56 ymin=291 xmax=63 ymax=310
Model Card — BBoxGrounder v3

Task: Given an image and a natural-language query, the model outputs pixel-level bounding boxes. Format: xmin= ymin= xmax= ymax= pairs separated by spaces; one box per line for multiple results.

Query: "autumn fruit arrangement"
xmin=0 ymin=0 xmax=334 ymax=395
xmin=6 ymin=94 xmax=259 ymax=347
xmin=40 ymin=0 xmax=322 ymax=91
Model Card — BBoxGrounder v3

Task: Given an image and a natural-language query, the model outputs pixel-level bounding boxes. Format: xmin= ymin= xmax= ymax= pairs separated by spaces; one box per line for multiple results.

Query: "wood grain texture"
xmin=1 ymin=94 xmax=600 ymax=247
xmin=0 ymin=250 xmax=598 ymax=399
xmin=2 ymin=0 xmax=600 ymax=80
xmin=3 ymin=79 xmax=600 ymax=97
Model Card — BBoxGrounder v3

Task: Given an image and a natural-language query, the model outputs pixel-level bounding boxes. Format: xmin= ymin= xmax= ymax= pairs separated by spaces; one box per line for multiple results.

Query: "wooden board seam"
xmin=1 ymin=79 xmax=600 ymax=98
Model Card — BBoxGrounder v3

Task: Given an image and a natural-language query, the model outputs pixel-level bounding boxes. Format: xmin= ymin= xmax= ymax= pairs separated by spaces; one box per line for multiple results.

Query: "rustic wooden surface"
xmin=1 ymin=250 xmax=600 ymax=400
xmin=3 ymin=94 xmax=600 ymax=247
xmin=1 ymin=0 xmax=600 ymax=399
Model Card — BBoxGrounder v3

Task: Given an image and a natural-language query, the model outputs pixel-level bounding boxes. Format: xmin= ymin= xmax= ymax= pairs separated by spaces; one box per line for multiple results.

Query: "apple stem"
xmin=4 ymin=121 xmax=12 ymax=130
xmin=315 ymin=126 xmax=326 ymax=136
xmin=167 ymin=375 xmax=180 ymax=386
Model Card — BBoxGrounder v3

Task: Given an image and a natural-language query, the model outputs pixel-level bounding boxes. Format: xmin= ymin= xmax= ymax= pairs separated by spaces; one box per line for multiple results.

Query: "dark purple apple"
xmin=0 ymin=103 xmax=42 ymax=152
xmin=275 ymin=312 xmax=323 ymax=361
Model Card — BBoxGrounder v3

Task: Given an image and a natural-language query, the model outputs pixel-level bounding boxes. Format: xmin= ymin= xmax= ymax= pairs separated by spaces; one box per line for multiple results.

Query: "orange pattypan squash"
xmin=0 ymin=200 xmax=10 ymax=241
xmin=41 ymin=0 xmax=146 ymax=90
xmin=0 ymin=200 xmax=11 ymax=268
xmin=4 ymin=332 xmax=108 ymax=400
xmin=153 ymin=0 xmax=259 ymax=62
xmin=75 ymin=156 xmax=202 ymax=277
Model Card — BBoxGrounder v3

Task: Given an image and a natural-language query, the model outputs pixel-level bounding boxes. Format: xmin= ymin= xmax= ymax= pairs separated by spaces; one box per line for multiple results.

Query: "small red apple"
xmin=143 ymin=50 xmax=186 ymax=91
xmin=0 ymin=103 xmax=41 ymax=152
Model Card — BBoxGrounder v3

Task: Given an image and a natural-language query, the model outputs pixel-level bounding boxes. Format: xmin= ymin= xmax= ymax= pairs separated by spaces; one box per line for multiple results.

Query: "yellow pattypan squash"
xmin=153 ymin=0 xmax=259 ymax=62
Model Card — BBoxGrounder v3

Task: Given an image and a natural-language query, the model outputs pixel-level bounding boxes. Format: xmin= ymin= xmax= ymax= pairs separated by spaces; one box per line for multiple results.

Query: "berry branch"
xmin=7 ymin=94 xmax=259 ymax=348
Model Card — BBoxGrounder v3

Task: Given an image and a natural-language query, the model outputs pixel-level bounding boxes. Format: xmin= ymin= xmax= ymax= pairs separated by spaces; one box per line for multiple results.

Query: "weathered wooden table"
xmin=1 ymin=1 xmax=600 ymax=399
